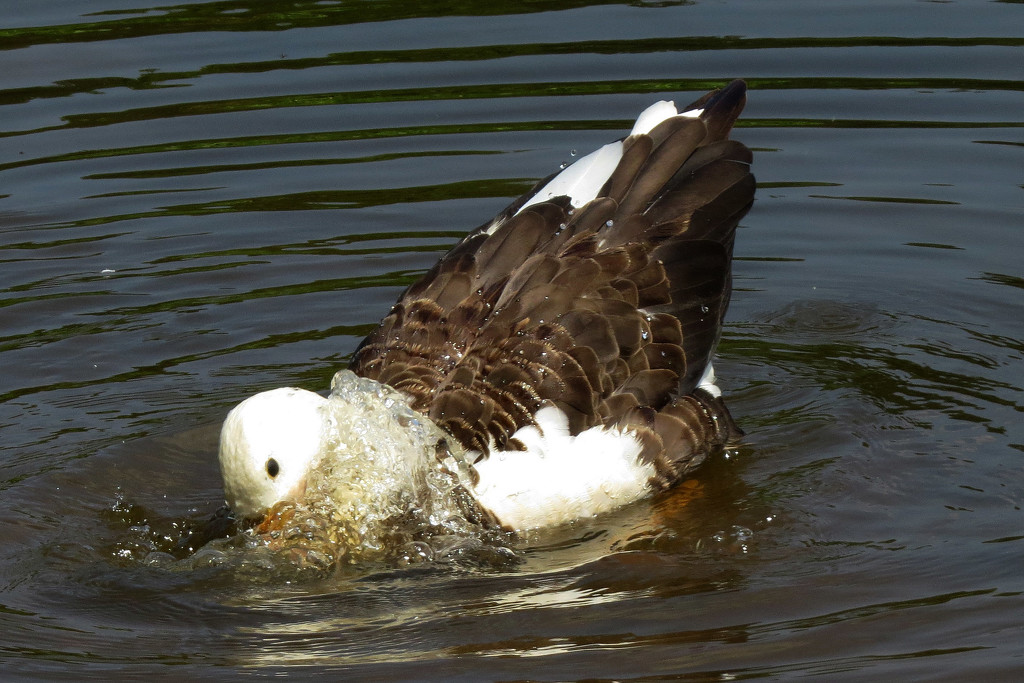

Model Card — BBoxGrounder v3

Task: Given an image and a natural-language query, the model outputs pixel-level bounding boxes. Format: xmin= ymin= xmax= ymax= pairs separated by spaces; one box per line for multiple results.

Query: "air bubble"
xmin=397 ymin=541 xmax=434 ymax=566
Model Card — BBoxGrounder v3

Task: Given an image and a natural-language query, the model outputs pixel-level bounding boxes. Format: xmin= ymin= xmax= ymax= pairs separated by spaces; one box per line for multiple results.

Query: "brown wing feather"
xmin=351 ymin=80 xmax=753 ymax=482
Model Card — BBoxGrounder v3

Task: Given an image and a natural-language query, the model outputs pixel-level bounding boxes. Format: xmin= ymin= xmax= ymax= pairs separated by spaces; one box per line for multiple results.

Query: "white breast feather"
xmin=469 ymin=405 xmax=656 ymax=530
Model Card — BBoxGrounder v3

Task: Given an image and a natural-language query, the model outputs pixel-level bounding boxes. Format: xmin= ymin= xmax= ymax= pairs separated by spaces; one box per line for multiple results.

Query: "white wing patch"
xmin=469 ymin=405 xmax=656 ymax=530
xmin=630 ymin=100 xmax=680 ymax=136
xmin=515 ymin=140 xmax=624 ymax=215
xmin=697 ymin=361 xmax=721 ymax=398
xmin=513 ymin=98 xmax=704 ymax=219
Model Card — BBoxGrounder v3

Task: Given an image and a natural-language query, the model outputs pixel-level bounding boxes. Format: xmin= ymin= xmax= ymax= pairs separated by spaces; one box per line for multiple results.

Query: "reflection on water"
xmin=1 ymin=0 xmax=1023 ymax=678
xmin=732 ymin=300 xmax=1018 ymax=429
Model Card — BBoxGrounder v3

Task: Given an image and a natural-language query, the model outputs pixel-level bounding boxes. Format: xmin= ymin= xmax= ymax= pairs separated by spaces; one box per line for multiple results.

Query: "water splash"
xmin=114 ymin=371 xmax=518 ymax=576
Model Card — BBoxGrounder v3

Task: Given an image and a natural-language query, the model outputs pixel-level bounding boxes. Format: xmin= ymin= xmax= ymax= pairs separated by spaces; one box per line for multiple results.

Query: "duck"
xmin=218 ymin=80 xmax=754 ymax=547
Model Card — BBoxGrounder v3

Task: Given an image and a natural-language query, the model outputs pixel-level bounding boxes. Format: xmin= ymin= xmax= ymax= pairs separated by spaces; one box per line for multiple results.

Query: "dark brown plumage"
xmin=350 ymin=80 xmax=753 ymax=490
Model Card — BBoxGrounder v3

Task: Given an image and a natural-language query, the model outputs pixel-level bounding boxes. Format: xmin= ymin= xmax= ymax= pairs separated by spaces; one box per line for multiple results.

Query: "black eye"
xmin=266 ymin=458 xmax=280 ymax=478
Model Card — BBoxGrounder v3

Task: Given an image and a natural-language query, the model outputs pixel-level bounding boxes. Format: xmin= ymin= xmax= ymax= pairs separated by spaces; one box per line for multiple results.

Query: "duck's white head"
xmin=218 ymin=386 xmax=329 ymax=519
xmin=218 ymin=371 xmax=474 ymax=530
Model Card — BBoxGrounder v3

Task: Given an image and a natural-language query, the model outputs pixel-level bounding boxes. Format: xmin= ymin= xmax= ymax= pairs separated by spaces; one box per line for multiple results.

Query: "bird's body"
xmin=219 ymin=80 xmax=754 ymax=555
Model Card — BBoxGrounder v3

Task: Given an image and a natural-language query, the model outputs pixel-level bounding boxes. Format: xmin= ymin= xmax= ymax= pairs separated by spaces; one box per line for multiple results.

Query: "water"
xmin=1 ymin=0 xmax=1022 ymax=679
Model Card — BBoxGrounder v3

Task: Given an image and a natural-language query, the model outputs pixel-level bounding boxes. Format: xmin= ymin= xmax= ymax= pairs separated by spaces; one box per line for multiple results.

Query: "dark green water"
xmin=1 ymin=1 xmax=1022 ymax=679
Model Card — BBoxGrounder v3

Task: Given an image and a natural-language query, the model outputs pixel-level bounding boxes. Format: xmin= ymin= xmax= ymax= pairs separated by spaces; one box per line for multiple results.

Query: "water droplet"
xmin=569 ymin=149 xmax=577 ymax=157
xmin=605 ymin=220 xmax=614 ymax=228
